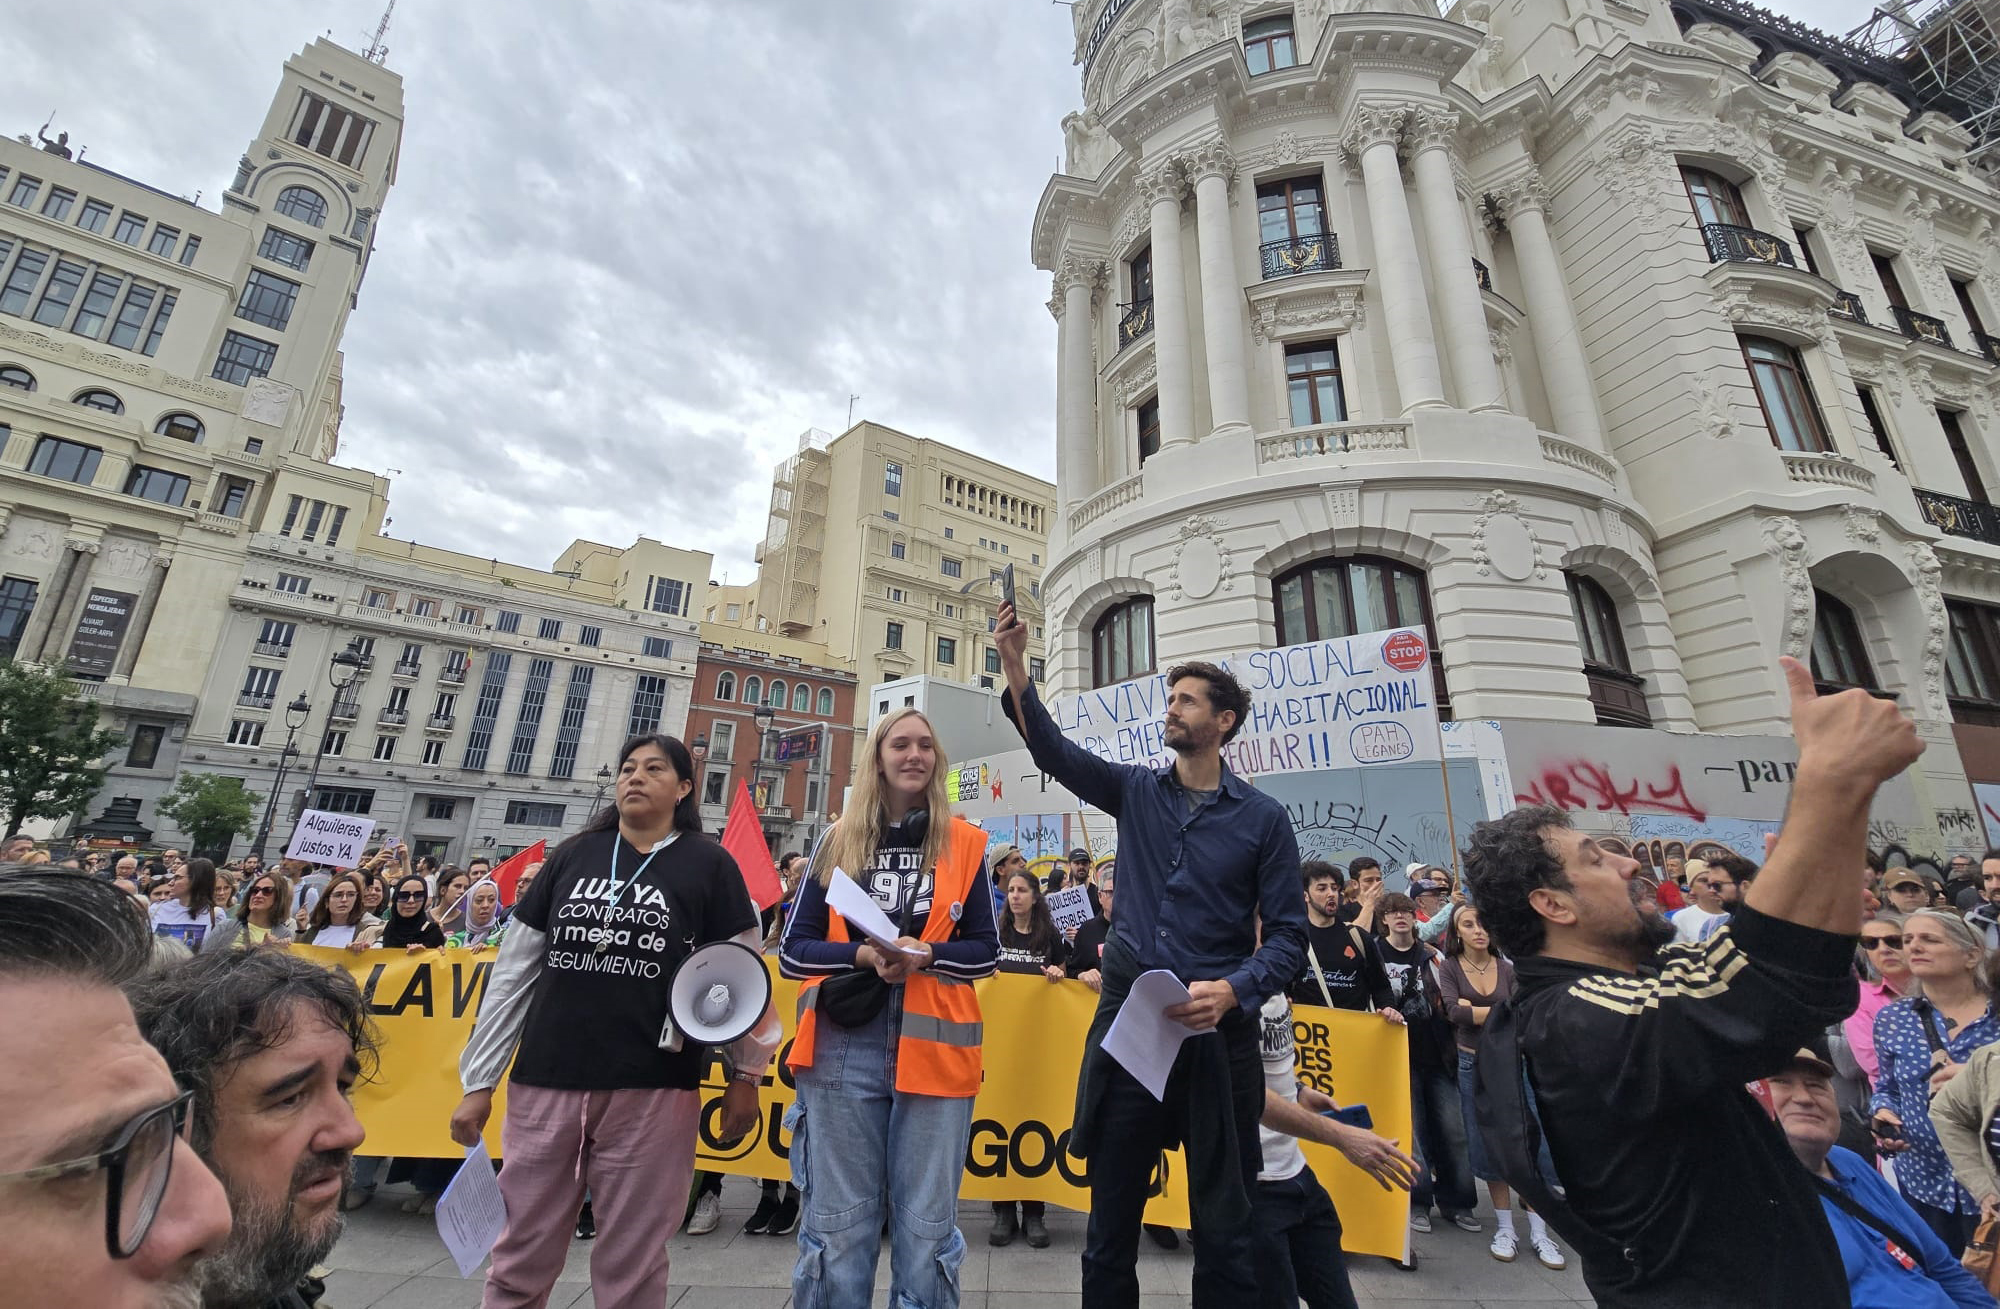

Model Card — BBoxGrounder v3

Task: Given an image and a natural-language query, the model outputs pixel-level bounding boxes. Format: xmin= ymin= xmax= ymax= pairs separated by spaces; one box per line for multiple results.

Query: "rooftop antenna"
xmin=847 ymin=393 xmax=860 ymax=428
xmin=364 ymin=0 xmax=396 ymax=64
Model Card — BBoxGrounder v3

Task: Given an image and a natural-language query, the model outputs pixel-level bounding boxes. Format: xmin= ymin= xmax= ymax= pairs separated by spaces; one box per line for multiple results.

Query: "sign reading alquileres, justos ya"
xmin=284 ymin=809 xmax=377 ymax=868
xmin=1050 ymin=627 xmax=1441 ymax=777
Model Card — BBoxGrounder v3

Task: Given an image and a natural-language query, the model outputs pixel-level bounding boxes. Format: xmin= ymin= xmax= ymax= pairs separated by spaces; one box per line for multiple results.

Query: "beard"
xmin=149 ymin=1275 xmax=205 ymax=1309
xmin=1625 ymin=882 xmax=1679 ymax=954
xmin=195 ymin=1150 xmax=349 ymax=1309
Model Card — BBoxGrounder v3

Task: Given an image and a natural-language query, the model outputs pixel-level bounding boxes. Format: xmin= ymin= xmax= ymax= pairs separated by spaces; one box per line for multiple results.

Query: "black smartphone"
xmin=1001 ymin=563 xmax=1017 ymax=614
xmin=1322 ymin=1104 xmax=1375 ymax=1131
xmin=1871 ymin=1119 xmax=1905 ymax=1143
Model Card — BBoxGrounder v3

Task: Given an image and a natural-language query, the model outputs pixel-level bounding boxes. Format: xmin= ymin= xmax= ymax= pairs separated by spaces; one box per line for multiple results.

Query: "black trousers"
xmin=1251 ymin=1168 xmax=1361 ymax=1309
xmin=1080 ymin=1014 xmax=1262 ymax=1309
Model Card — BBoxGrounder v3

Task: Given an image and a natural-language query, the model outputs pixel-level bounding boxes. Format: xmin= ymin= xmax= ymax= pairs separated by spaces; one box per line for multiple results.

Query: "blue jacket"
xmin=1821 ymin=1147 xmax=1993 ymax=1308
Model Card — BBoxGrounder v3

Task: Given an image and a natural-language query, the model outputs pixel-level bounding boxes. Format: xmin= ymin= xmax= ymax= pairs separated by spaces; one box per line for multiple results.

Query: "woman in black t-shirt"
xmin=446 ymin=734 xmax=778 ymax=1309
xmin=992 ymin=869 xmax=1065 ymax=1248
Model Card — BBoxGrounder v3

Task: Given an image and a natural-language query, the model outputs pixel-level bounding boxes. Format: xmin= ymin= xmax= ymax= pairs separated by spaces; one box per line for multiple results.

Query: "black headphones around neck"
xmin=888 ymin=808 xmax=930 ymax=848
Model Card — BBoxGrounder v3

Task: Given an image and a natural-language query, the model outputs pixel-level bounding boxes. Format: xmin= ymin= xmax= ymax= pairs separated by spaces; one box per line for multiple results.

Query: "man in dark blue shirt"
xmin=995 ymin=603 xmax=1306 ymax=1309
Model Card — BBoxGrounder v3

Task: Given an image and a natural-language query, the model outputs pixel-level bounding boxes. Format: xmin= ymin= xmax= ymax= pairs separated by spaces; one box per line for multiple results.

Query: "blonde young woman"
xmin=779 ymin=708 xmax=998 ymax=1309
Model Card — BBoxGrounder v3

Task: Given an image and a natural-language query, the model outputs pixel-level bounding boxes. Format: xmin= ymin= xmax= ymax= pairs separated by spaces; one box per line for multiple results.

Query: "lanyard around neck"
xmin=606 ymin=831 xmax=674 ymax=911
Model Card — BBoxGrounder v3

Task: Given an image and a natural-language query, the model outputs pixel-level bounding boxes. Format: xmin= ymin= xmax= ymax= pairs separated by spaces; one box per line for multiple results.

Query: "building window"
xmin=257 ymin=227 xmax=314 ymax=271
xmin=743 ymin=676 xmax=763 ymax=705
xmin=289 ymin=94 xmax=376 ymax=168
xmin=703 ymin=770 xmax=728 ymax=806
xmin=495 ymin=610 xmax=521 ymax=634
xmin=647 ymin=576 xmax=687 ymax=615
xmin=637 ymin=635 xmax=669 ymax=659
xmin=5 ymin=176 xmax=38 ymax=208
xmin=885 ymin=622 xmax=903 ymax=650
xmin=1810 ymin=590 xmax=1879 ymax=693
xmin=441 ymin=651 xmax=467 ymax=681
xmin=1567 ymin=573 xmax=1651 ymax=727
xmin=888 ymin=587 xmax=906 ymax=603
xmin=941 ymin=558 xmax=963 ymax=579
xmin=217 ymin=478 xmax=252 ymax=519
xmin=937 ymin=637 xmax=957 ymax=665
xmin=1286 ymin=341 xmax=1347 ymax=426
xmin=1030 ymin=656 xmax=1046 ymax=681
xmin=32 ymin=258 xmax=86 ymax=327
xmin=105 ymin=285 xmax=155 ymax=351
xmin=574 ymin=624 xmax=600 ymax=648
xmin=40 ymin=187 xmax=74 ymax=222
xmin=505 ymin=801 xmax=567 ymax=827
xmin=71 ymin=273 xmax=123 ymax=339
xmin=112 ymin=213 xmax=147 ymax=246
xmin=1952 ymin=276 xmax=1989 ymax=338
xmin=793 ymin=683 xmax=812 ymax=712
xmin=212 ymin=331 xmax=279 ymax=386
xmin=126 ymin=724 xmax=165 ymax=769
xmin=1940 ymin=409 xmax=1989 ymax=503
xmin=420 ymin=740 xmax=444 ymax=766
xmin=257 ymin=619 xmax=296 ymax=654
xmin=537 ymin=617 xmax=562 ymax=640
xmin=1092 ymin=597 xmax=1157 ymax=688
xmin=1275 ymin=555 xmax=1448 ymax=710
xmin=274 ymin=185 xmax=329 ymax=227
xmin=547 ymin=665 xmax=595 ymax=780
xmin=147 ymin=226 xmax=179 ymax=260
xmin=398 ymin=643 xmax=423 ymax=673
xmin=628 ymin=674 xmax=668 ymax=737
xmin=1680 ymin=166 xmax=1751 ymax=229
xmin=140 ymin=293 xmax=174 ymax=356
xmin=28 ymin=436 xmax=102 ymax=485
xmin=0 ymin=365 xmax=34 ymax=391
xmin=767 ymin=679 xmax=787 ymax=708
xmin=1138 ymin=397 xmax=1161 ymax=465
xmin=716 ymin=671 xmax=736 ymax=700
xmin=364 ymin=588 xmax=393 ymax=609
xmin=1740 ymin=336 xmax=1829 ymax=453
xmin=226 ymin=719 xmax=265 ymax=746
xmin=885 ymin=461 xmax=904 ymax=496
xmin=1947 ymin=600 xmax=2000 ymax=724
xmin=891 ymin=540 xmax=906 ymax=560
xmin=240 ymin=666 xmax=282 ymax=707
xmin=985 ymin=648 xmax=1002 ymax=675
xmin=0 ymin=250 xmax=50 ymax=318
xmin=155 ymin=413 xmax=204 ymax=443
xmin=373 ymin=735 xmax=397 ymax=762
xmin=817 ymin=687 xmax=835 ymax=715
xmin=462 ymin=652 xmax=513 ymax=771
xmin=76 ymin=198 xmax=110 ymax=233
xmin=1874 ymin=252 xmax=1911 ymax=309
xmin=1243 ymin=13 xmax=1298 ymax=73
xmin=883 ymin=510 xmax=899 ymax=521
xmin=1257 ymin=176 xmax=1327 ymax=272
xmin=178 ymin=236 xmax=200 ymax=268
xmin=311 ymin=786 xmax=374 ymax=815
xmin=275 ymin=573 xmax=310 ymax=595
xmin=0 ymin=577 xmax=39 ymax=659
xmin=944 ymin=527 xmax=954 ymax=539
xmin=504 ymin=658 xmax=555 ymax=775
xmin=73 ymin=388 xmax=124 ymax=414
xmin=453 ymin=604 xmax=481 ymax=625
xmin=235 ymin=270 xmax=300 ymax=332
xmin=411 ymin=597 xmax=439 ymax=619
xmin=123 ymin=465 xmax=190 ymax=507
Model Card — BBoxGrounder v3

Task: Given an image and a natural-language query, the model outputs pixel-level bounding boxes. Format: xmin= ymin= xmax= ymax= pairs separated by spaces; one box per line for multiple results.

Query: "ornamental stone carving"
xmin=1494 ymin=169 xmax=1550 ymax=219
xmin=1468 ymin=491 xmax=1544 ymax=581
xmin=1908 ymin=541 xmax=1949 ymax=718
xmin=1841 ymin=505 xmax=1881 ymax=546
xmin=1063 ymin=109 xmax=1116 ymax=178
xmin=1761 ymin=516 xmax=1812 ymax=658
xmin=1690 ymin=371 xmax=1736 ymax=440
xmin=1170 ymin=514 xmax=1233 ymax=600
xmin=1406 ymin=106 xmax=1461 ymax=155
xmin=1134 ymin=161 xmax=1187 ymax=210
xmin=1489 ymin=326 xmax=1514 ymax=366
xmin=1054 ymin=253 xmax=1107 ymax=302
xmin=1341 ymin=104 xmax=1408 ymax=160
xmin=1181 ymin=138 xmax=1236 ymax=186
xmin=1162 ymin=0 xmax=1226 ymax=65
xmin=241 ymin=379 xmax=294 ymax=428
xmin=1249 ymin=286 xmax=1365 ymax=344
xmin=1115 ymin=357 xmax=1159 ymax=406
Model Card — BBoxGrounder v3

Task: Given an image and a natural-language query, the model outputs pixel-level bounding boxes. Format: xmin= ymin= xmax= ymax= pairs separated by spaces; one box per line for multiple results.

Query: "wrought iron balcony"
xmin=327 ymin=698 xmax=359 ymax=723
xmin=377 ymin=708 xmax=409 ymax=727
xmin=1701 ymin=222 xmax=1794 ymax=268
xmin=252 ymin=640 xmax=292 ymax=658
xmin=1893 ymin=306 xmax=1954 ymax=348
xmin=392 ymin=659 xmax=422 ymax=678
xmin=1260 ymin=233 xmax=1339 ymax=280
xmin=1915 ymin=487 xmax=2000 ymax=545
xmin=426 ymin=713 xmax=456 ymax=731
xmin=438 ymin=665 xmax=467 ymax=687
xmin=1472 ymin=257 xmax=1492 ymax=292
xmin=236 ymin=692 xmax=274 ymax=709
xmin=1976 ymin=331 xmax=2000 ymax=364
xmin=1117 ymin=298 xmax=1153 ymax=349
xmin=1828 ymin=290 xmax=1868 ymax=324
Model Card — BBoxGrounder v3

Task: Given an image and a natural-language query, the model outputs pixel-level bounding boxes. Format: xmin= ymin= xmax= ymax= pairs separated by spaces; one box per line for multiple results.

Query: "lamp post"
xmin=250 ymin=693 xmax=311 ymax=859
xmin=294 ymin=639 xmax=368 ymax=825
xmin=588 ymin=764 xmax=613 ymax=816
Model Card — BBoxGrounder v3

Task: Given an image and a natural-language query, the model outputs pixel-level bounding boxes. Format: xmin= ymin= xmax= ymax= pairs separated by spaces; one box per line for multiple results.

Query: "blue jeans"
xmin=1410 ymin=1061 xmax=1476 ymax=1215
xmin=789 ymin=1000 xmax=974 ymax=1309
xmin=1456 ymin=1049 xmax=1497 ymax=1182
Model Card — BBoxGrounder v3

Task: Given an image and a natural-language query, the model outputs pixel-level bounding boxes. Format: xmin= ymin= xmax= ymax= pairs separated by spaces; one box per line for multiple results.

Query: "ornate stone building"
xmin=1032 ymin=0 xmax=2000 ymax=853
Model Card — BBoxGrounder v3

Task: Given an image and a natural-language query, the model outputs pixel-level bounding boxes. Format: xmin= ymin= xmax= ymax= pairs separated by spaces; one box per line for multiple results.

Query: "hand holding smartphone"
xmin=1000 ymin=563 xmax=1017 ymax=614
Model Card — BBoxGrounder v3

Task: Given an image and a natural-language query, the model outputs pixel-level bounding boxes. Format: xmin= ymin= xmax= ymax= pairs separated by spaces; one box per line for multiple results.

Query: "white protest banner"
xmin=285 ymin=809 xmax=377 ymax=868
xmin=1045 ymin=884 xmax=1095 ymax=935
xmin=1051 ymin=627 xmax=1441 ymax=779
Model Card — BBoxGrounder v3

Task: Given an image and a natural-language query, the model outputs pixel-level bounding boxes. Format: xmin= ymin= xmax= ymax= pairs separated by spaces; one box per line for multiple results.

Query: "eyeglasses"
xmin=393 ymin=890 xmax=425 ymax=902
xmin=1862 ymin=935 xmax=1905 ymax=951
xmin=0 ymin=1090 xmax=194 ymax=1259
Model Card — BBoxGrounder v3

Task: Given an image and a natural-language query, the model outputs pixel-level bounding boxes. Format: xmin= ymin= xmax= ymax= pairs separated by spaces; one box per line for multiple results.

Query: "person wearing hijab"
xmin=448 ymin=879 xmax=506 ymax=951
xmin=380 ymin=873 xmax=446 ymax=952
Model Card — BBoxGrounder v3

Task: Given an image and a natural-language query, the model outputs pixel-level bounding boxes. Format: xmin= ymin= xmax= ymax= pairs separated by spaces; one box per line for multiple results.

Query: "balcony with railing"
xmin=1260 ymin=232 xmax=1339 ymax=279
xmin=1781 ymin=451 xmax=1876 ymax=494
xmin=1701 ymin=223 xmax=1794 ymax=267
xmin=1828 ymin=291 xmax=1869 ymax=324
xmin=327 ymin=698 xmax=360 ymax=723
xmin=1585 ymin=665 xmax=1652 ymax=729
xmin=252 ymin=640 xmax=292 ymax=658
xmin=426 ymin=713 xmax=456 ymax=732
xmin=236 ymin=692 xmax=274 ymax=710
xmin=1976 ymin=331 xmax=2000 ymax=365
xmin=1894 ymin=306 xmax=1954 ymax=349
xmin=1915 ymin=487 xmax=2000 ymax=545
xmin=1117 ymin=299 xmax=1153 ymax=350
xmin=1472 ymin=257 xmax=1492 ymax=292
xmin=438 ymin=664 xmax=467 ymax=687
xmin=377 ymin=709 xmax=409 ymax=728
xmin=392 ymin=659 xmax=422 ymax=679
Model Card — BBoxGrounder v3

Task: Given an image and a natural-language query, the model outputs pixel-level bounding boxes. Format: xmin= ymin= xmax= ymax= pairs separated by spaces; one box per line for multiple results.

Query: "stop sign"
xmin=1381 ymin=630 xmax=1429 ymax=672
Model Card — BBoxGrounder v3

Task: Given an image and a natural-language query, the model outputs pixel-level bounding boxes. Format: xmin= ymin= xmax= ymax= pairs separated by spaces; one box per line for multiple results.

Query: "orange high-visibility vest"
xmin=789 ymin=817 xmax=989 ymax=1098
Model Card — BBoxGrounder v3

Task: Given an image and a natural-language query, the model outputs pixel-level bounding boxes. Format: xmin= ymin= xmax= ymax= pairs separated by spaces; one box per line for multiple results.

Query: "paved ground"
xmin=322 ymin=1177 xmax=1594 ymax=1307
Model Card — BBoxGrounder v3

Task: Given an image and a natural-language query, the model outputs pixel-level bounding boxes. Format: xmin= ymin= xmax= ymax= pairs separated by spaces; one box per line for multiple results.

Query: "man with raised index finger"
xmin=1465 ymin=656 xmax=1924 ymax=1308
xmin=993 ymin=601 xmax=1307 ymax=1309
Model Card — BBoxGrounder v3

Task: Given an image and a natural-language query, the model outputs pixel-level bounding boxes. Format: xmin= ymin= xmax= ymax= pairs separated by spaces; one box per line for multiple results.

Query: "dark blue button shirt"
xmin=1001 ymin=681 xmax=1306 ymax=1014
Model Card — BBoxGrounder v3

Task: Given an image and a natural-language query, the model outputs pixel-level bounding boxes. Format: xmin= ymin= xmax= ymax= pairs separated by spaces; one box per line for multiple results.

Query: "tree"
xmin=155 ymin=773 xmax=261 ymax=860
xmin=0 ymin=661 xmax=124 ymax=839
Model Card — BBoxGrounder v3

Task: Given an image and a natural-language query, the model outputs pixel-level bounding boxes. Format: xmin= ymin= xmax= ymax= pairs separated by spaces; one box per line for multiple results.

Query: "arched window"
xmin=274 ymin=186 xmax=328 ymax=228
xmin=154 ymin=413 xmax=204 ymax=443
xmin=817 ymin=687 xmax=835 ymax=716
xmin=1811 ymin=590 xmax=1879 ymax=693
xmin=792 ymin=683 xmax=811 ymax=712
xmin=743 ymin=675 xmax=762 ymax=706
xmin=73 ymin=389 xmax=124 ymax=414
xmin=768 ymin=679 xmax=787 ymax=708
xmin=716 ymin=671 xmax=736 ymax=701
xmin=1274 ymin=555 xmax=1449 ymax=710
xmin=0 ymin=365 xmax=34 ymax=391
xmin=1567 ymin=572 xmax=1651 ymax=728
xmin=1740 ymin=336 xmax=1830 ymax=452
xmin=1092 ymin=597 xmax=1157 ymax=688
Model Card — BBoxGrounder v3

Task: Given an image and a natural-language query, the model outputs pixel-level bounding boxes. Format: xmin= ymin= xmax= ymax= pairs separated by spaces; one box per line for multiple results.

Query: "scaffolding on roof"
xmin=1849 ymin=0 xmax=2000 ymax=156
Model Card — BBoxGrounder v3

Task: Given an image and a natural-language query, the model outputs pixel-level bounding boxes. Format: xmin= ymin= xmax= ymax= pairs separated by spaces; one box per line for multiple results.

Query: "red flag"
xmin=721 ymin=780 xmax=783 ymax=911
xmin=492 ymin=840 xmax=547 ymax=907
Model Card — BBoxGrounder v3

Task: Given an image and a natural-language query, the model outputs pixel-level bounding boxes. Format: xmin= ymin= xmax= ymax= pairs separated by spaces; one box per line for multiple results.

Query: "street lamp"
xmin=250 ymin=693 xmax=311 ymax=859
xmin=294 ymin=639 xmax=369 ymax=825
xmin=589 ymin=764 xmax=613 ymax=815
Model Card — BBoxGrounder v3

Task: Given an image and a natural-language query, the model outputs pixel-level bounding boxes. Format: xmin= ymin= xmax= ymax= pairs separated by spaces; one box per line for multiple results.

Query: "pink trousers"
xmin=483 ymin=1084 xmax=699 ymax=1309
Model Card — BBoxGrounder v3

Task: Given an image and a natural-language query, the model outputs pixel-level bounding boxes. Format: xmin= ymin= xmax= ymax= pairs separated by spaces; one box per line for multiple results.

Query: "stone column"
xmin=1500 ymin=171 xmax=1606 ymax=448
xmin=1185 ymin=141 xmax=1253 ymax=439
xmin=1053 ymin=253 xmax=1105 ymax=511
xmin=112 ymin=553 xmax=173 ymax=679
xmin=1409 ymin=107 xmax=1503 ymax=411
xmin=1139 ymin=161 xmax=1197 ymax=451
xmin=30 ymin=540 xmax=99 ymax=664
xmin=1344 ymin=105 xmax=1445 ymax=412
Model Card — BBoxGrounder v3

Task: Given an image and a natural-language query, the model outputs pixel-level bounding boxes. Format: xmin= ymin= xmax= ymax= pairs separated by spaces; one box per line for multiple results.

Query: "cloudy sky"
xmin=13 ymin=0 xmax=1881 ymax=580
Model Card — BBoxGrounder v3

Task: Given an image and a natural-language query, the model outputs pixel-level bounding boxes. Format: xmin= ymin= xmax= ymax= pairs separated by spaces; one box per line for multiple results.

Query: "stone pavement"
xmin=322 ymin=1177 xmax=1594 ymax=1308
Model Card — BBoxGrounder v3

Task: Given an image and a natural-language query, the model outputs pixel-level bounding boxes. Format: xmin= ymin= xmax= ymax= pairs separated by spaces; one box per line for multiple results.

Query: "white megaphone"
xmin=661 ymin=940 xmax=773 ymax=1053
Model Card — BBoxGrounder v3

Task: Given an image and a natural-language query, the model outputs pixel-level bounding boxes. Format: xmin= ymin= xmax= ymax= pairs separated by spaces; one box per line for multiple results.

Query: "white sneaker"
xmin=687 ymin=1192 xmax=721 ymax=1235
xmin=1532 ymin=1233 xmax=1566 ymax=1270
xmin=1489 ymin=1227 xmax=1518 ymax=1262
xmin=1409 ymin=1209 xmax=1432 ymax=1233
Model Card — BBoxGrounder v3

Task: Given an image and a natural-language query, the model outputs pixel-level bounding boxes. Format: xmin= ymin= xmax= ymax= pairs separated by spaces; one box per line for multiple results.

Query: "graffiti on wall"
xmin=1258 ymin=761 xmax=1491 ymax=889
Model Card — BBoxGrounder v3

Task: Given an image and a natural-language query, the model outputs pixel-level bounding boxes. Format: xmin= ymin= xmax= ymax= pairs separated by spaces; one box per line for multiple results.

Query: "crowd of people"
xmin=10 ymin=625 xmax=2000 ymax=1308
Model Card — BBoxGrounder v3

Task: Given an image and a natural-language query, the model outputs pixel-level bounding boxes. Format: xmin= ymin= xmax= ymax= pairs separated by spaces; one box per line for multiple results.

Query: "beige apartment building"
xmin=750 ymin=422 xmax=1055 ymax=725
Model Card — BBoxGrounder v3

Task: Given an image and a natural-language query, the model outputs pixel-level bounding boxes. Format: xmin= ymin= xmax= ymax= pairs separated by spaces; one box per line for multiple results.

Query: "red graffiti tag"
xmin=1514 ymin=760 xmax=1708 ymax=822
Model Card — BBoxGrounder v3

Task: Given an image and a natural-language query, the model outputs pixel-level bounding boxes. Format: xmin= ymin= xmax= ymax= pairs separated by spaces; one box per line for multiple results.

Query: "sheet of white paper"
xmin=1101 ymin=969 xmax=1199 ymax=1100
xmin=826 ymin=867 xmax=928 ymax=956
xmin=435 ymin=1141 xmax=507 ymax=1278
xmin=1046 ymin=885 xmax=1095 ymax=936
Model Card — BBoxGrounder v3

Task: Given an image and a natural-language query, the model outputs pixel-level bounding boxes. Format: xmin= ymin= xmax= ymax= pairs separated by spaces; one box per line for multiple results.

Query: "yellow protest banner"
xmin=300 ymin=947 xmax=1410 ymax=1258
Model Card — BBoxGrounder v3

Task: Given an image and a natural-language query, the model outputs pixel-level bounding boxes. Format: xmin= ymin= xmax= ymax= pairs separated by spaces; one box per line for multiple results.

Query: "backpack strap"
xmin=1304 ymin=940 xmax=1337 ymax=1010
xmin=1812 ymin=1174 xmax=1927 ymax=1268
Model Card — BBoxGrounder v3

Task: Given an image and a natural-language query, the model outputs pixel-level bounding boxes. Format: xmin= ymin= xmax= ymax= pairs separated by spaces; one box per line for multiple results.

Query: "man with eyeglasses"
xmin=0 ymin=868 xmax=232 ymax=1309
xmin=1668 ymin=861 xmax=1731 ymax=943
xmin=129 ymin=947 xmax=372 ymax=1309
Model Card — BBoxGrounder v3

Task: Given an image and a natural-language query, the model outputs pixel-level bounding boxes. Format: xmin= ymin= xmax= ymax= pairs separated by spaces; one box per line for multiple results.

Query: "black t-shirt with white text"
xmin=1289 ymin=921 xmax=1390 ymax=1011
xmin=510 ymin=829 xmax=758 ymax=1091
